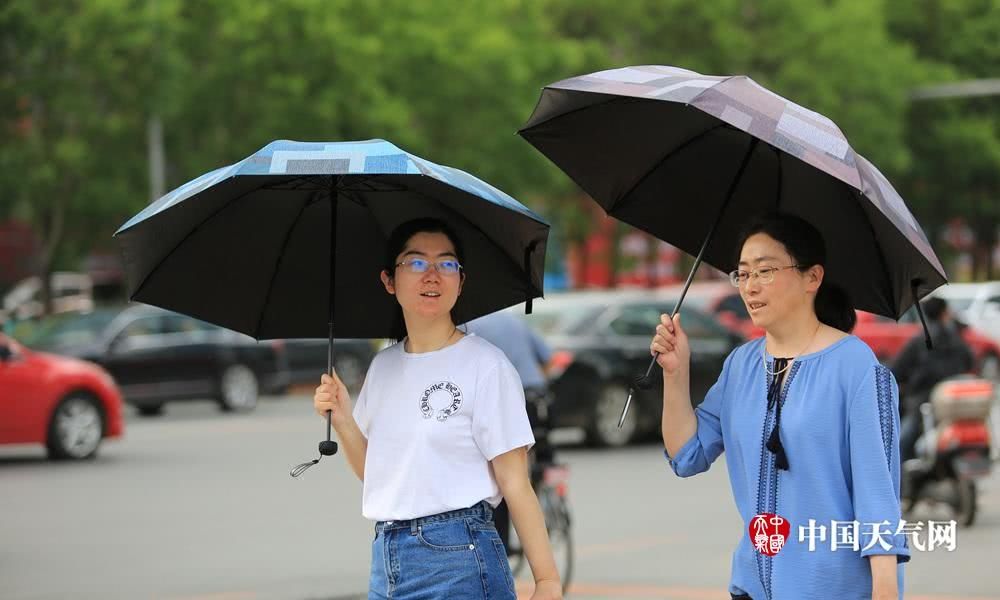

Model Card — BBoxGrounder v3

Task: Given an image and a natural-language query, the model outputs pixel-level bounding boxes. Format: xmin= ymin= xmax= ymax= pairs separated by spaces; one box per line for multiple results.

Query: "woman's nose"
xmin=421 ymin=266 xmax=441 ymax=281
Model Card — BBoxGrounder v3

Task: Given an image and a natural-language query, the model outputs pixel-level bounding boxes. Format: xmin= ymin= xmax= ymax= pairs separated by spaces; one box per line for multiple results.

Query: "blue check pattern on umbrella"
xmin=121 ymin=139 xmax=536 ymax=231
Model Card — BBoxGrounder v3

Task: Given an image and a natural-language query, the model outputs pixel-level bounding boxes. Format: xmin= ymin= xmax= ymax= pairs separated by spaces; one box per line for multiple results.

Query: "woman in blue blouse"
xmin=652 ymin=214 xmax=908 ymax=600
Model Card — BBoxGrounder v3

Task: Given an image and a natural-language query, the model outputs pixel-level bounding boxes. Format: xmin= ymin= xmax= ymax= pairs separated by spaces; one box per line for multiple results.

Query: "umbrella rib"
xmin=775 ymin=147 xmax=783 ymax=212
xmin=612 ymin=123 xmax=729 ymax=210
xmin=517 ymin=94 xmax=627 ymax=134
xmin=129 ymin=175 xmax=309 ymax=302
xmin=848 ymin=158 xmax=918 ymax=317
xmin=252 ymin=196 xmax=312 ymax=339
xmin=853 ymin=188 xmax=898 ymax=318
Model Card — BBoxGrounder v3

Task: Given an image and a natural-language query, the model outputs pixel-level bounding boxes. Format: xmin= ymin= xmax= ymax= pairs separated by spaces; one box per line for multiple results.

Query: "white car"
xmin=932 ymin=282 xmax=1000 ymax=346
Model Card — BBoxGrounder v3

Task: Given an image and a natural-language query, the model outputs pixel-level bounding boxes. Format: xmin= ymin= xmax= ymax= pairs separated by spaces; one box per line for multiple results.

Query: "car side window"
xmin=120 ymin=317 xmax=161 ymax=338
xmin=676 ymin=309 xmax=722 ymax=339
xmin=608 ymin=305 xmax=664 ymax=337
xmin=111 ymin=316 xmax=163 ymax=351
xmin=161 ymin=315 xmax=215 ymax=339
xmin=607 ymin=303 xmax=722 ymax=339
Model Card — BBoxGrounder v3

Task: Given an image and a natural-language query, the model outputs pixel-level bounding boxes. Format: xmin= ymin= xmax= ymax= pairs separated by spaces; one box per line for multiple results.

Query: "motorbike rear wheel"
xmin=952 ymin=479 xmax=977 ymax=527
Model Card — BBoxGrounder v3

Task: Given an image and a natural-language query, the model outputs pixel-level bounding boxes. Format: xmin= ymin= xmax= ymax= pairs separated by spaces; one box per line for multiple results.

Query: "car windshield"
xmin=25 ymin=310 xmax=119 ymax=349
xmin=523 ymin=301 xmax=605 ymax=336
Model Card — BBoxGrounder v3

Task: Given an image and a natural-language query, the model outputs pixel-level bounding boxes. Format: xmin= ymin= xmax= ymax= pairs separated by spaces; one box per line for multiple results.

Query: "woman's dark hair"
xmin=736 ymin=213 xmax=856 ymax=333
xmin=384 ymin=218 xmax=465 ymax=342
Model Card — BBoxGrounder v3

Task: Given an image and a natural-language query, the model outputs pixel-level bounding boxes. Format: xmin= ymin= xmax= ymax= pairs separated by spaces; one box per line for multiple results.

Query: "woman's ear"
xmin=806 ymin=264 xmax=824 ymax=293
xmin=380 ymin=270 xmax=395 ymax=295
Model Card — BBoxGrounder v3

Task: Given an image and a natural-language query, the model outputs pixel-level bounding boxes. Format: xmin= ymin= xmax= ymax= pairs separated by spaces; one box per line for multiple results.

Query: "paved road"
xmin=1 ymin=396 xmax=997 ymax=599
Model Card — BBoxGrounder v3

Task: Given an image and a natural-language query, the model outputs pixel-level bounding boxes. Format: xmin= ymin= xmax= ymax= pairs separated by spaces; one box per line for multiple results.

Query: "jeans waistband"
xmin=376 ymin=501 xmax=493 ymax=534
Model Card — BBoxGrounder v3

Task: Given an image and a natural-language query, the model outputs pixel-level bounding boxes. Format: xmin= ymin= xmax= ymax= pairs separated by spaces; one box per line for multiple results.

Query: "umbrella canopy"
xmin=519 ymin=65 xmax=946 ymax=319
xmin=115 ymin=139 xmax=549 ymax=340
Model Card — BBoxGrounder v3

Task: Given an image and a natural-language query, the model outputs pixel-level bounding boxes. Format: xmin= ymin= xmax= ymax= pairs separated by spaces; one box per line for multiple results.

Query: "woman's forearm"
xmin=505 ymin=478 xmax=560 ymax=584
xmin=869 ymin=554 xmax=898 ymax=599
xmin=662 ymin=372 xmax=696 ymax=457
xmin=332 ymin=420 xmax=367 ymax=481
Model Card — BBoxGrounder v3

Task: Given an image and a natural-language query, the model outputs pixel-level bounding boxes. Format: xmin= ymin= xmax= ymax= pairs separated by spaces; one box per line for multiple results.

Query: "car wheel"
xmin=137 ymin=404 xmax=164 ymax=417
xmin=218 ymin=364 xmax=259 ymax=413
xmin=334 ymin=352 xmax=366 ymax=395
xmin=979 ymin=353 xmax=999 ymax=382
xmin=588 ymin=382 xmax=639 ymax=447
xmin=47 ymin=393 xmax=103 ymax=460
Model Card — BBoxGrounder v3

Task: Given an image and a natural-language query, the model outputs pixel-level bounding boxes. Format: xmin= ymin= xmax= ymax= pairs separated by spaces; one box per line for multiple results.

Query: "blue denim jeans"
xmin=369 ymin=501 xmax=517 ymax=599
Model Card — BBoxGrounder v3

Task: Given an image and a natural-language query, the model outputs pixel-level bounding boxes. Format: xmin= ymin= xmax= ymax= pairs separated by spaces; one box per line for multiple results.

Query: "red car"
xmin=0 ymin=333 xmax=124 ymax=459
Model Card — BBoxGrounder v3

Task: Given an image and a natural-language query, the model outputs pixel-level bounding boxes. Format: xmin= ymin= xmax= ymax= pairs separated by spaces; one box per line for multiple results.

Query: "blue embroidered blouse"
xmin=665 ymin=335 xmax=909 ymax=600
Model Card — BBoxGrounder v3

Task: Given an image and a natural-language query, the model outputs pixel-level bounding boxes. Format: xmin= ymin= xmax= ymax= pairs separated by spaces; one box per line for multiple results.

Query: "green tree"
xmin=0 ymin=0 xmax=161 ymax=305
xmin=888 ymin=0 xmax=1000 ymax=279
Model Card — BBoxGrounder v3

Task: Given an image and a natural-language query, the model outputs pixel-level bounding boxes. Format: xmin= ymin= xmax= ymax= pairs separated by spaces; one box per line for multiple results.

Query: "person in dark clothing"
xmin=891 ymin=297 xmax=974 ymax=461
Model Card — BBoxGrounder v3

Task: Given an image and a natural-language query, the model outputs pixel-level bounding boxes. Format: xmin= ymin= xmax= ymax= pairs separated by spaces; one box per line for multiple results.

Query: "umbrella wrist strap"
xmin=290 ymin=456 xmax=323 ymax=478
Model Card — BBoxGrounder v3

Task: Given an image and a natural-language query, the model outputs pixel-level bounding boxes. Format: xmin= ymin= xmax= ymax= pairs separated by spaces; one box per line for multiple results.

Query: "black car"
xmin=23 ymin=305 xmax=290 ymax=415
xmin=282 ymin=338 xmax=377 ymax=394
xmin=524 ymin=290 xmax=742 ymax=447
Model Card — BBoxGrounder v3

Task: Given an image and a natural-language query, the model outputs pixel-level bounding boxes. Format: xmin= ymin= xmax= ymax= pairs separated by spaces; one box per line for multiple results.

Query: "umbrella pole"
xmin=320 ymin=185 xmax=339 ymax=457
xmin=618 ymin=138 xmax=760 ymax=430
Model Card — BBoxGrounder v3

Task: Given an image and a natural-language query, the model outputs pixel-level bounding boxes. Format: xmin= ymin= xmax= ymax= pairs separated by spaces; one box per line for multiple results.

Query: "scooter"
xmin=902 ymin=377 xmax=994 ymax=526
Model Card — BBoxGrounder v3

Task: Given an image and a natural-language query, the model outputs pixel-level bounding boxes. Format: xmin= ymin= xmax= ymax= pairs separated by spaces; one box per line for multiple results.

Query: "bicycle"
xmin=505 ymin=390 xmax=574 ymax=593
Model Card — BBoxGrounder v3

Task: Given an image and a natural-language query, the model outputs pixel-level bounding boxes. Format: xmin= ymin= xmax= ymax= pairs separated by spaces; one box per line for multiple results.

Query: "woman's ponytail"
xmin=814 ymin=283 xmax=856 ymax=333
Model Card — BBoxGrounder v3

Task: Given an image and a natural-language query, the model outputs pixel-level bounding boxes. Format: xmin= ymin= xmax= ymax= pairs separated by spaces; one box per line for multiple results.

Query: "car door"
xmin=0 ymin=337 xmax=51 ymax=443
xmin=158 ymin=314 xmax=219 ymax=398
xmin=102 ymin=314 xmax=171 ymax=401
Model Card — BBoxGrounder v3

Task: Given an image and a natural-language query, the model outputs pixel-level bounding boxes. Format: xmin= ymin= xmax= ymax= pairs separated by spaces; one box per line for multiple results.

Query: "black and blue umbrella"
xmin=115 ymin=139 xmax=549 ymax=472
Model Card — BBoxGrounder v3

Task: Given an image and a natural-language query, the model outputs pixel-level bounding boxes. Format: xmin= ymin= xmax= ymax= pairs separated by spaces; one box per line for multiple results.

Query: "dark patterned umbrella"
xmin=519 ymin=65 xmax=946 ymax=425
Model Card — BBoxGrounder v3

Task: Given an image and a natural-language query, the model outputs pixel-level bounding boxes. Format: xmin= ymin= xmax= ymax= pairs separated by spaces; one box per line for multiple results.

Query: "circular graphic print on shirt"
xmin=419 ymin=381 xmax=464 ymax=422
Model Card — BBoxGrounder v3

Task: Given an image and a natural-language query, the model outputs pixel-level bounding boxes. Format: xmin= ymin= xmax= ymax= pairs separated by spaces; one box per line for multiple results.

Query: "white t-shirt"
xmin=352 ymin=333 xmax=535 ymax=521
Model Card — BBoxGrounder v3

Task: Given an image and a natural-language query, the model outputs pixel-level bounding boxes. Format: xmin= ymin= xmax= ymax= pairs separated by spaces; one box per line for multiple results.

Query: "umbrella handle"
xmin=320 ymin=187 xmax=340 ymax=457
xmin=320 ymin=411 xmax=338 ymax=456
xmin=619 ymin=137 xmax=760 ymax=430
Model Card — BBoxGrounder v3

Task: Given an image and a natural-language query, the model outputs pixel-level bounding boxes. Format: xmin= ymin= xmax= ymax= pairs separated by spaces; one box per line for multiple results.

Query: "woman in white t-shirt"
xmin=314 ymin=218 xmax=562 ymax=600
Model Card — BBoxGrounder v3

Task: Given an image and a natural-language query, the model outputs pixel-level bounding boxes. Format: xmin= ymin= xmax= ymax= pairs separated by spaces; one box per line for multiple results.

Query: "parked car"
xmin=931 ymin=282 xmax=1000 ymax=346
xmin=282 ymin=338 xmax=377 ymax=394
xmin=0 ymin=333 xmax=124 ymax=459
xmin=522 ymin=290 xmax=742 ymax=447
xmin=22 ymin=305 xmax=290 ymax=416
